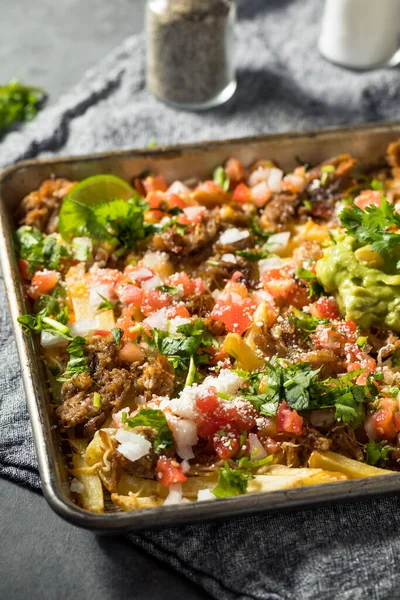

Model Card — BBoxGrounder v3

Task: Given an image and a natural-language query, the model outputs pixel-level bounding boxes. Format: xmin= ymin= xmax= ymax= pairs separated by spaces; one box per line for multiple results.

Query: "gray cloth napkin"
xmin=2 ymin=1 xmax=400 ymax=598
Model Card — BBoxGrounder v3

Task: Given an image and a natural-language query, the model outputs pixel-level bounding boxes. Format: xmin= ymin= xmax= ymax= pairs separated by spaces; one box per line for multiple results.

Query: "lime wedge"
xmin=58 ymin=174 xmax=135 ymax=241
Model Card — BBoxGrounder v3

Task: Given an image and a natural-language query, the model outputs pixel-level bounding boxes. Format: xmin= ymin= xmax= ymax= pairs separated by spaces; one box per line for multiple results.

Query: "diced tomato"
xmin=225 ymin=158 xmax=245 ymax=188
xmin=309 ymin=297 xmax=340 ymax=320
xmin=215 ymin=399 xmax=258 ymax=431
xmin=124 ymin=265 xmax=154 ymax=283
xmin=213 ymin=429 xmax=240 ymax=460
xmin=141 ymin=289 xmax=173 ymax=316
xmin=196 ymin=386 xmax=219 ymax=412
xmin=354 ymin=190 xmax=382 ymax=211
xmin=347 ymin=353 xmax=376 ymax=384
xmin=169 ymin=272 xmax=198 ymax=296
xmin=276 ymin=401 xmax=303 ymax=435
xmin=232 ymin=182 xmax=251 ymax=204
xmin=178 ymin=205 xmax=206 ymax=225
xmin=224 ymin=279 xmax=248 ymax=298
xmin=394 ymin=412 xmax=400 ymax=431
xmin=115 ymin=305 xmax=140 ymax=340
xmin=18 ymin=258 xmax=31 ymax=281
xmin=142 ymin=175 xmax=168 ymax=194
xmin=93 ymin=329 xmax=111 ymax=337
xmin=156 ymin=457 xmax=187 ymax=487
xmin=262 ymin=436 xmax=280 ymax=454
xmin=211 ymin=292 xmax=256 ymax=334
xmin=370 ymin=397 xmax=398 ymax=441
xmin=28 ymin=269 xmax=59 ymax=299
xmin=251 ymin=182 xmax=272 ymax=207
xmin=263 ymin=267 xmax=310 ymax=308
xmin=146 ymin=190 xmax=186 ymax=211
xmin=167 ymin=304 xmax=191 ymax=318
xmin=116 ymin=283 xmax=144 ymax=306
xmin=90 ymin=268 xmax=125 ymax=287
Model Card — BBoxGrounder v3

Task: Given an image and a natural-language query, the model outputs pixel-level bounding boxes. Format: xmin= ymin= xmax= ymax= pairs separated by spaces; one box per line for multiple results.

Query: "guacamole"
xmin=316 ymin=233 xmax=400 ymax=331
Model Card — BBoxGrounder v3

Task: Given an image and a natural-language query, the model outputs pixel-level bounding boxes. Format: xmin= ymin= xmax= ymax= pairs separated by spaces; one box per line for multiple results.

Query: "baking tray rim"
xmin=2 ymin=120 xmax=400 ymax=532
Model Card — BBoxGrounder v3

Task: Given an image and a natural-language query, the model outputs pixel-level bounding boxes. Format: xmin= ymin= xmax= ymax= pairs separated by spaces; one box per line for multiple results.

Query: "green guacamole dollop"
xmin=316 ymin=233 xmax=400 ymax=331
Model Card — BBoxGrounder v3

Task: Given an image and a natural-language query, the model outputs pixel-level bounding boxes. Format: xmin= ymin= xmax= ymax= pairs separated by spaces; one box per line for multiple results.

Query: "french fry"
xmin=85 ymin=428 xmax=116 ymax=466
xmin=70 ymin=438 xmax=104 ymax=512
xmin=223 ymin=332 xmax=264 ymax=371
xmin=111 ymin=493 xmax=163 ymax=511
xmin=309 ymin=451 xmax=395 ymax=479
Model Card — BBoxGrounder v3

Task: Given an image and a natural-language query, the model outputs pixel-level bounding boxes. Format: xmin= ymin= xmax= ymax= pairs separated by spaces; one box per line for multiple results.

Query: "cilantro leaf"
xmin=295 ymin=267 xmax=324 ymax=298
xmin=146 ymin=319 xmax=218 ymax=381
xmin=155 ymin=285 xmax=180 ymax=295
xmin=58 ymin=336 xmax=89 ymax=381
xmin=289 ymin=310 xmax=329 ymax=338
xmin=15 ymin=226 xmax=70 ymax=276
xmin=340 ymin=197 xmax=400 ymax=261
xmin=124 ymin=408 xmax=174 ymax=452
xmin=236 ymin=242 xmax=274 ymax=262
xmin=213 ymin=166 xmax=230 ymax=192
xmin=366 ymin=440 xmax=395 ymax=466
xmin=97 ymin=294 xmax=116 ymax=311
xmin=212 ymin=462 xmax=252 ymax=498
xmin=111 ymin=328 xmax=122 ymax=347
xmin=0 ymin=80 xmax=45 ymax=135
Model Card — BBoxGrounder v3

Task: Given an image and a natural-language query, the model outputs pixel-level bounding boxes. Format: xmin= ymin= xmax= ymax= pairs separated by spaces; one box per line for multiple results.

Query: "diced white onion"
xmin=181 ymin=459 xmax=191 ymax=474
xmin=70 ymin=478 xmax=84 ymax=494
xmin=70 ymin=318 xmax=99 ymax=337
xmin=169 ymin=316 xmax=191 ymax=334
xmin=141 ymin=275 xmax=163 ymax=291
xmin=219 ymin=228 xmax=250 ymax=245
xmin=167 ymin=181 xmax=190 ymax=194
xmin=267 ymin=167 xmax=283 ymax=192
xmin=144 ymin=308 xmax=169 ymax=331
xmin=114 ymin=429 xmax=152 ymax=462
xmin=163 ymin=483 xmax=183 ymax=506
xmin=89 ymin=283 xmax=114 ymax=310
xmin=168 ymin=417 xmax=198 ymax=459
xmin=142 ymin=252 xmax=170 ymax=271
xmin=221 ymin=253 xmax=237 ymax=263
xmin=267 ymin=232 xmax=291 ymax=252
xmin=248 ymin=167 xmax=270 ymax=188
xmin=40 ymin=331 xmax=68 ymax=348
xmin=248 ymin=433 xmax=268 ymax=460
xmin=197 ymin=489 xmax=217 ymax=502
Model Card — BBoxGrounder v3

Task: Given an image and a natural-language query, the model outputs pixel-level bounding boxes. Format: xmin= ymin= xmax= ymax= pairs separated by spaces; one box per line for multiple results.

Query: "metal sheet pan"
xmin=2 ymin=121 xmax=400 ymax=533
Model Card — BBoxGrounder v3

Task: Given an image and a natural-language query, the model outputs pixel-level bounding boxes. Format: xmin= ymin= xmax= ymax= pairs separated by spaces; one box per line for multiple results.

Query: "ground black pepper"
xmin=146 ymin=0 xmax=236 ymax=109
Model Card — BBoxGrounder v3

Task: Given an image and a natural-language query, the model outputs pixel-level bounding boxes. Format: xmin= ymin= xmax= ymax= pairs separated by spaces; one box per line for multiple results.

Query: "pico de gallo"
xmin=14 ymin=140 xmax=400 ymax=512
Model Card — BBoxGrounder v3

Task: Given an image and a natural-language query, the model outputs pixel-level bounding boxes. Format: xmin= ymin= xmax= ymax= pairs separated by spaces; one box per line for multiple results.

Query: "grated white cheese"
xmin=203 ymin=369 xmax=243 ymax=396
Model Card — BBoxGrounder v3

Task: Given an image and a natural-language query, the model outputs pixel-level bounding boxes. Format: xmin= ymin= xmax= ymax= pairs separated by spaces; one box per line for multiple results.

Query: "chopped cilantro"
xmin=111 ymin=328 xmax=122 ymax=347
xmin=289 ymin=310 xmax=329 ymax=338
xmin=58 ymin=336 xmax=88 ymax=381
xmin=213 ymin=166 xmax=230 ymax=192
xmin=249 ymin=219 xmax=273 ymax=243
xmin=366 ymin=440 xmax=395 ymax=466
xmin=236 ymin=243 xmax=274 ymax=262
xmin=145 ymin=318 xmax=218 ymax=381
xmin=340 ymin=197 xmax=400 ymax=265
xmin=155 ymin=285 xmax=180 ymax=295
xmin=97 ymin=294 xmax=116 ymax=311
xmin=15 ymin=226 xmax=70 ymax=276
xmin=212 ymin=462 xmax=252 ymax=498
xmin=295 ymin=267 xmax=324 ymax=298
xmin=124 ymin=408 xmax=174 ymax=452
xmin=18 ymin=313 xmax=71 ymax=340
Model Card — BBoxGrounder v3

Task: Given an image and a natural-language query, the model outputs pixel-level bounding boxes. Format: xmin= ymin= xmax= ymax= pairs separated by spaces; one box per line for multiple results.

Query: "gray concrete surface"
xmin=0 ymin=2 xmax=210 ymax=598
xmin=0 ymin=0 xmax=146 ymax=103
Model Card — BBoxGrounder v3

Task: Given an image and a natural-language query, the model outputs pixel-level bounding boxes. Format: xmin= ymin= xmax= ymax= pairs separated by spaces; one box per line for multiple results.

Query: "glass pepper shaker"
xmin=146 ymin=0 xmax=237 ymax=110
